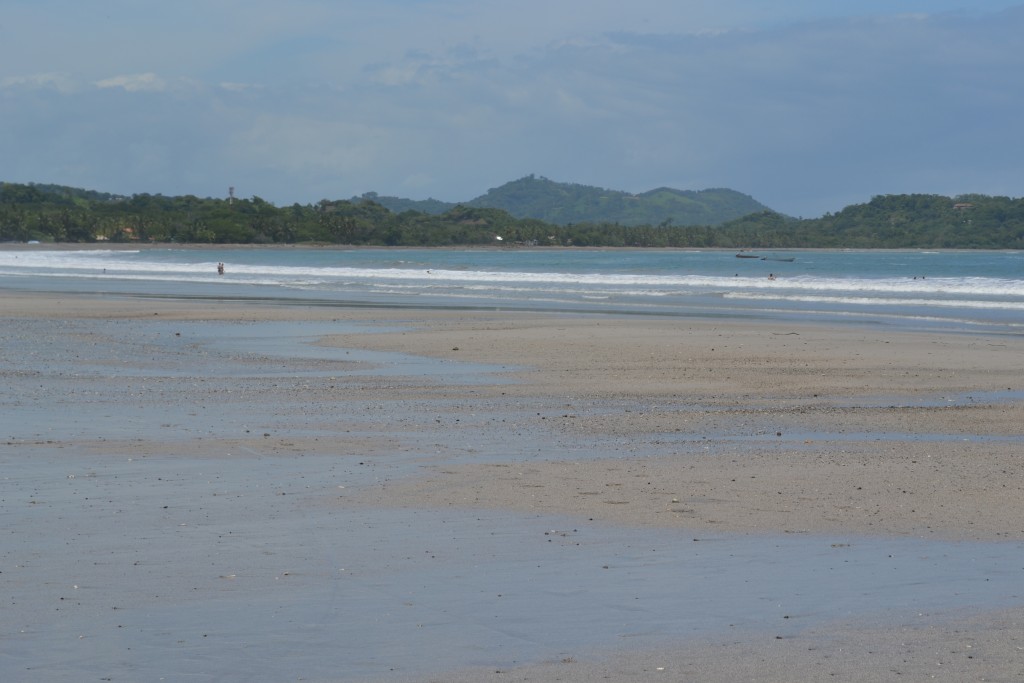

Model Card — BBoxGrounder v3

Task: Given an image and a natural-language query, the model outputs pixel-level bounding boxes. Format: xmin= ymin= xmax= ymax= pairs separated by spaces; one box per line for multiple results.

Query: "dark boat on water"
xmin=735 ymin=253 xmax=761 ymax=258
xmin=762 ymin=256 xmax=795 ymax=262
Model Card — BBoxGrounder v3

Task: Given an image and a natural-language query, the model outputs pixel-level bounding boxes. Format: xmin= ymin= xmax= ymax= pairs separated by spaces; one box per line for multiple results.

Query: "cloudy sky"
xmin=2 ymin=1 xmax=1021 ymax=217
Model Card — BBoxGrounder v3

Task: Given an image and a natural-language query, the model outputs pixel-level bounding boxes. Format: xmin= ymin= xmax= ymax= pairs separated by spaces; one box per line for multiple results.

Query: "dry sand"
xmin=3 ymin=290 xmax=1023 ymax=682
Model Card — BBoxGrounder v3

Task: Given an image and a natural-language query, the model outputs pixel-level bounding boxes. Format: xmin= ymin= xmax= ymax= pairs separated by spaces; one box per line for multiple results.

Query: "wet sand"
xmin=322 ymin=315 xmax=1023 ymax=541
xmin=2 ymin=291 xmax=1023 ymax=681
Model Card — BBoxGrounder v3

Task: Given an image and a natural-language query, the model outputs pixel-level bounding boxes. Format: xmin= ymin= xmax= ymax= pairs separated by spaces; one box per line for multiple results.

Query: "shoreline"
xmin=5 ymin=246 xmax=1021 ymax=338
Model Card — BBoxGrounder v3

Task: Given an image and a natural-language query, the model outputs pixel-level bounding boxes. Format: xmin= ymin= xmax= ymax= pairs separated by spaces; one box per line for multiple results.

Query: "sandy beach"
xmin=2 ymin=290 xmax=1022 ymax=681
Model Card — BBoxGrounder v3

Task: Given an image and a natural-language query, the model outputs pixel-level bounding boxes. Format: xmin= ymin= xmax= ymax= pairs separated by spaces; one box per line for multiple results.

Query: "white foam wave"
xmin=3 ymin=251 xmax=1022 ymax=298
xmin=726 ymin=292 xmax=1024 ymax=310
xmin=3 ymin=250 xmax=1022 ymax=321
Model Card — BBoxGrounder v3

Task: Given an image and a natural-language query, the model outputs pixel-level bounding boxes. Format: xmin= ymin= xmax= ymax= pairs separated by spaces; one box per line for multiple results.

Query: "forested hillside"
xmin=353 ymin=175 xmax=768 ymax=227
xmin=464 ymin=175 xmax=768 ymax=226
xmin=2 ymin=182 xmax=1022 ymax=248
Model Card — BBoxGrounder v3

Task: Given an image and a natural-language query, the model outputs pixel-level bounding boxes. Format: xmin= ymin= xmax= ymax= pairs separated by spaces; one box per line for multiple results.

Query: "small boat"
xmin=761 ymin=256 xmax=795 ymax=262
xmin=735 ymin=253 xmax=761 ymax=259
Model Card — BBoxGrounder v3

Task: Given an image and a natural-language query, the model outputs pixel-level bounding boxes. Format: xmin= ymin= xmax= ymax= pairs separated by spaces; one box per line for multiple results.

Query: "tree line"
xmin=2 ymin=182 xmax=1022 ymax=249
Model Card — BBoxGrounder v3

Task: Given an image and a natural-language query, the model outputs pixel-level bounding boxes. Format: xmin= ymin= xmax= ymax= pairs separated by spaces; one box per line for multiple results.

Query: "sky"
xmin=2 ymin=1 xmax=1022 ymax=217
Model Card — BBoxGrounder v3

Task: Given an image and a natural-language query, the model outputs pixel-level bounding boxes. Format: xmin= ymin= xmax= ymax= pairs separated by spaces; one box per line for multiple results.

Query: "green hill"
xmin=355 ymin=175 xmax=769 ymax=226
xmin=467 ymin=176 xmax=769 ymax=226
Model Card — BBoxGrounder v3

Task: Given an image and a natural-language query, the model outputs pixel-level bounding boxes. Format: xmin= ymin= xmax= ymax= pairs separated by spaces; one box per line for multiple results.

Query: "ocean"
xmin=1 ymin=246 xmax=1021 ymax=332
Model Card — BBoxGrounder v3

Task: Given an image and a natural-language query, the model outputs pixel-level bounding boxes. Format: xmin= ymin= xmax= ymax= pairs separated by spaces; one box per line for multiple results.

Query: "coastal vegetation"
xmin=2 ymin=181 xmax=1022 ymax=248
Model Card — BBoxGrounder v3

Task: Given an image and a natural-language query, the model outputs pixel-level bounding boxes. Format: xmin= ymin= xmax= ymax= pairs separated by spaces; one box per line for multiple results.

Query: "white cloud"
xmin=95 ymin=73 xmax=167 ymax=92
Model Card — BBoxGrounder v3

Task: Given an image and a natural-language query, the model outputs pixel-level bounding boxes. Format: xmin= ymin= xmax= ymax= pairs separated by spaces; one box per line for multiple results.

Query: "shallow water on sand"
xmin=4 ymin=448 xmax=1024 ymax=682
xmin=3 ymin=316 xmax=1023 ymax=681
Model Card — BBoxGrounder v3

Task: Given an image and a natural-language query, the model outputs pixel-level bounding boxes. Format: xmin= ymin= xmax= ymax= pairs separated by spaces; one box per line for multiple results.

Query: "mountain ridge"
xmin=356 ymin=175 xmax=770 ymax=226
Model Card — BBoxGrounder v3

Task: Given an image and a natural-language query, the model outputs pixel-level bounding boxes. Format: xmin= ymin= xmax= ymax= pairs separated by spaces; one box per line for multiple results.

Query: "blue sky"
xmin=2 ymin=1 xmax=1021 ymax=217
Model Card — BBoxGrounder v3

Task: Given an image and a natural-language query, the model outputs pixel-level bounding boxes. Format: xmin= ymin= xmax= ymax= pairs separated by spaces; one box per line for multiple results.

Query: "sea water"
xmin=1 ymin=246 xmax=1021 ymax=331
